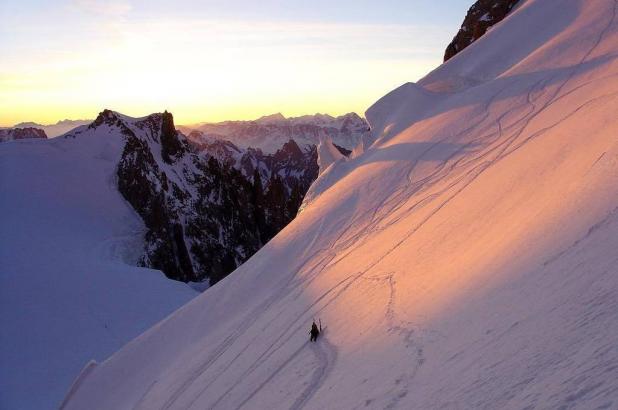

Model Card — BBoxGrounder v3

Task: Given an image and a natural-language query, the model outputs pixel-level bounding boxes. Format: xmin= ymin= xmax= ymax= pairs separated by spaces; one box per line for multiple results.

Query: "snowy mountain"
xmin=71 ymin=109 xmax=321 ymax=284
xmin=61 ymin=0 xmax=618 ymax=409
xmin=0 ymin=125 xmax=196 ymax=410
xmin=1 ymin=107 xmax=330 ymax=409
xmin=179 ymin=112 xmax=370 ymax=154
xmin=10 ymin=119 xmax=92 ymax=138
xmin=0 ymin=127 xmax=47 ymax=142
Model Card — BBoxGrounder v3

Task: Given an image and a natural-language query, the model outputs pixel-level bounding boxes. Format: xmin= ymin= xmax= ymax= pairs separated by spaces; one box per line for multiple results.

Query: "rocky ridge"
xmin=65 ymin=109 xmax=325 ymax=284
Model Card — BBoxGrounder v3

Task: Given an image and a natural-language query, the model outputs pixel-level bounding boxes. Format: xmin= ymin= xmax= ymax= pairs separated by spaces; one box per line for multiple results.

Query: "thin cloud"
xmin=71 ymin=0 xmax=132 ymax=16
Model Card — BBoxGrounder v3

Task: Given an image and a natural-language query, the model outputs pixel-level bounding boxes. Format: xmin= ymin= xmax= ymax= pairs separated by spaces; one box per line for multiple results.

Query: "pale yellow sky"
xmin=0 ymin=1 xmax=466 ymax=126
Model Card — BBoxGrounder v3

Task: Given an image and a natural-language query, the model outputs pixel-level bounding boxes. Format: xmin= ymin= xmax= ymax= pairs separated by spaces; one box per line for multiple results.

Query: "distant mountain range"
xmin=179 ymin=112 xmax=370 ymax=154
xmin=55 ymin=109 xmax=358 ymax=284
xmin=2 ymin=113 xmax=370 ymax=153
xmin=2 ymin=119 xmax=92 ymax=138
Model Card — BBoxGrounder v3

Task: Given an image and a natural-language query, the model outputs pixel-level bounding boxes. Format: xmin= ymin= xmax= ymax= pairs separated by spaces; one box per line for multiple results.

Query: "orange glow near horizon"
xmin=0 ymin=14 xmax=445 ymax=127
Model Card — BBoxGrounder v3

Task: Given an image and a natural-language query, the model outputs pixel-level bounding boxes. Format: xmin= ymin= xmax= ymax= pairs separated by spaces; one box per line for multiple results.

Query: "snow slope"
xmin=0 ymin=130 xmax=196 ymax=409
xmin=63 ymin=0 xmax=618 ymax=409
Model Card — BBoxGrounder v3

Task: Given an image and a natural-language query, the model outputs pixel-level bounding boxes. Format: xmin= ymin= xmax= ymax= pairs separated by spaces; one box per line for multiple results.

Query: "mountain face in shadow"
xmin=74 ymin=109 xmax=342 ymax=284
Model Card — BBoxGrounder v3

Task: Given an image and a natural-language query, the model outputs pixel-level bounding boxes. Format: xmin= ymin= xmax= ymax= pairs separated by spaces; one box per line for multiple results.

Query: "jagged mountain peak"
xmin=90 ymin=109 xmax=151 ymax=126
xmin=90 ymin=109 xmax=121 ymax=128
xmin=278 ymin=138 xmax=303 ymax=155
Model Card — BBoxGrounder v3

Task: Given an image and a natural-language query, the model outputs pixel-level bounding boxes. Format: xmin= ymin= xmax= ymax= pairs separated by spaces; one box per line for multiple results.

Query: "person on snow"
xmin=310 ymin=321 xmax=320 ymax=342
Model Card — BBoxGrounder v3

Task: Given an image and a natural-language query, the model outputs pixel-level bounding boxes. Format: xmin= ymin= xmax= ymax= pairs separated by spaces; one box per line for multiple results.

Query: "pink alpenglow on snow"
xmin=60 ymin=1 xmax=618 ymax=409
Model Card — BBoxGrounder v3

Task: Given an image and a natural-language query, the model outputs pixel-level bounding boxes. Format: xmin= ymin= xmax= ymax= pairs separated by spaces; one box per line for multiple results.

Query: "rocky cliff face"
xmin=0 ymin=127 xmax=47 ymax=142
xmin=444 ymin=0 xmax=520 ymax=61
xmin=187 ymin=133 xmax=320 ymax=258
xmin=74 ymin=109 xmax=323 ymax=285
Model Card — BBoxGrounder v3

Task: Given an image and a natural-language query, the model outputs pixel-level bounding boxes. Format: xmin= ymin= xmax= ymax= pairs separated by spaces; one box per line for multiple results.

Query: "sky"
xmin=0 ymin=0 xmax=472 ymax=126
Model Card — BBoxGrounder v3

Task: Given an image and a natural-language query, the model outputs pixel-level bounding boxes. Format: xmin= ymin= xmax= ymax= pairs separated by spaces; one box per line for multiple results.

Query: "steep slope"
xmin=0 ymin=130 xmax=196 ymax=410
xmin=181 ymin=112 xmax=369 ymax=154
xmin=63 ymin=1 xmax=618 ymax=409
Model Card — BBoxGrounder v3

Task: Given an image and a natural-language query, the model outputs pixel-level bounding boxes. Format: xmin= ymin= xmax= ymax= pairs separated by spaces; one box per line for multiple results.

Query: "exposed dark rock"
xmin=90 ymin=109 xmax=120 ymax=129
xmin=117 ymin=128 xmax=196 ymax=282
xmin=110 ymin=111 xmax=320 ymax=285
xmin=160 ymin=111 xmax=184 ymax=163
xmin=444 ymin=0 xmax=520 ymax=61
xmin=334 ymin=143 xmax=352 ymax=157
xmin=0 ymin=127 xmax=47 ymax=142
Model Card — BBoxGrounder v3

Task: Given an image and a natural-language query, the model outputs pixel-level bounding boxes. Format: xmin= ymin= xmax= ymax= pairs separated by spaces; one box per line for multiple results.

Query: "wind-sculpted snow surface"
xmin=63 ymin=1 xmax=618 ymax=409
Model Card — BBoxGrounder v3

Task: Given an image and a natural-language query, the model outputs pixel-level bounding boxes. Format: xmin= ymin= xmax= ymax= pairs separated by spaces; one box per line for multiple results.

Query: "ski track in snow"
xmin=202 ymin=273 xmax=360 ymax=409
xmin=82 ymin=3 xmax=618 ymax=409
xmin=162 ymin=246 xmax=346 ymax=409
xmin=318 ymin=1 xmax=618 ymax=290
xmin=173 ymin=55 xmax=618 ymax=410
xmin=288 ymin=332 xmax=337 ymax=410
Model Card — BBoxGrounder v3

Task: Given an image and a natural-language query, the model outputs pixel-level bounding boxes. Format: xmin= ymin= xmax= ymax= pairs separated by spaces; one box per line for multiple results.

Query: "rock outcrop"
xmin=71 ymin=110 xmax=322 ymax=285
xmin=0 ymin=127 xmax=47 ymax=142
xmin=444 ymin=0 xmax=520 ymax=61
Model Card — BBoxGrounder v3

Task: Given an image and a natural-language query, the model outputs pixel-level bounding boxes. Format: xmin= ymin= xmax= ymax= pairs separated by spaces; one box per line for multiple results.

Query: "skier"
xmin=309 ymin=320 xmax=320 ymax=342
